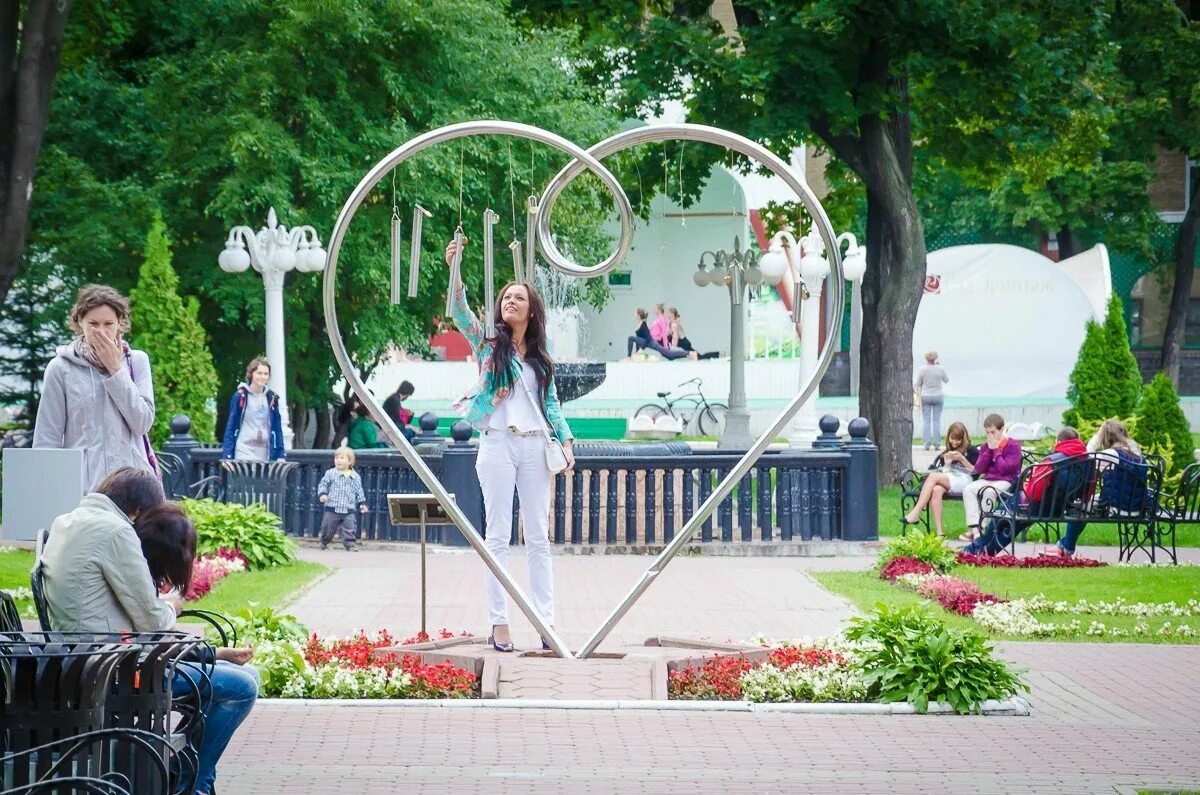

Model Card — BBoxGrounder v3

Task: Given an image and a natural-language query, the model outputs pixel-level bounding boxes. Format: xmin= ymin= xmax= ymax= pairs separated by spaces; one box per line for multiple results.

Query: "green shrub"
xmin=1135 ymin=372 xmax=1194 ymax=479
xmin=130 ymin=216 xmax=220 ymax=447
xmin=1064 ymin=294 xmax=1141 ymax=427
xmin=845 ymin=604 xmax=1028 ymax=714
xmin=876 ymin=530 xmax=956 ymax=573
xmin=180 ymin=498 xmax=296 ymax=569
xmin=227 ymin=605 xmax=310 ymax=645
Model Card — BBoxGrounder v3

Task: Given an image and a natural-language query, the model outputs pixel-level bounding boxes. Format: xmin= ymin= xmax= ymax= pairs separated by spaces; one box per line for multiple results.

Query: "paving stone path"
xmin=216 ymin=545 xmax=1200 ymax=792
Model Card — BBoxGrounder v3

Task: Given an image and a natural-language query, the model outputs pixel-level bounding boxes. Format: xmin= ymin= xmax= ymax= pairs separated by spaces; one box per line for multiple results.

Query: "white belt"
xmin=484 ymin=426 xmax=541 ymax=437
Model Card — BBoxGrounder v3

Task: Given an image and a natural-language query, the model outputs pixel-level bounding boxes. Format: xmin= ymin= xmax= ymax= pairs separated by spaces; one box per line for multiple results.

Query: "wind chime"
xmin=388 ymin=140 xmax=541 ymax=340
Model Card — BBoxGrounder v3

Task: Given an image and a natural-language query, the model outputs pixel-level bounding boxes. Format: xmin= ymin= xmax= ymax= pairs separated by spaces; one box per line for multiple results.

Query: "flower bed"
xmin=669 ymin=608 xmax=1025 ymax=715
xmin=874 ymin=535 xmax=1199 ymax=639
xmin=956 ymin=552 xmax=1106 ymax=569
xmin=185 ymin=548 xmax=247 ymax=600
xmin=233 ymin=607 xmax=478 ymax=699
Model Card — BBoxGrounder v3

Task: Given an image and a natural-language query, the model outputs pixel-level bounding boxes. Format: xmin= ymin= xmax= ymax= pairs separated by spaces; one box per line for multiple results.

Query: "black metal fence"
xmin=163 ymin=414 xmax=879 ymax=546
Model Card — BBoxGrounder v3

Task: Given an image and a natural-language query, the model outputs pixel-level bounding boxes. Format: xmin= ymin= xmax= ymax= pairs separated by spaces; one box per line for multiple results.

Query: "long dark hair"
xmin=488 ymin=281 xmax=555 ymax=404
xmin=134 ymin=503 xmax=197 ymax=595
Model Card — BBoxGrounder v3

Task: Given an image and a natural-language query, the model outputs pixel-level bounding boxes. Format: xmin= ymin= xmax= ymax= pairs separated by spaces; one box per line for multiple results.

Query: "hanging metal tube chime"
xmin=445 ymin=225 xmax=466 ymax=319
xmin=524 ymin=195 xmax=538 ymax=285
xmin=483 ymin=209 xmax=499 ymax=335
xmin=408 ymin=205 xmax=432 ymax=299
xmin=390 ymin=212 xmax=403 ymax=304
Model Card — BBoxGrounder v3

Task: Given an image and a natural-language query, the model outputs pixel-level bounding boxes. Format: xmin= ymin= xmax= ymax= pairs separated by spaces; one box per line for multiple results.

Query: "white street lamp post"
xmin=759 ymin=226 xmax=864 ymax=445
xmin=218 ymin=207 xmax=327 ymax=449
xmin=839 ymin=234 xmax=868 ymax=396
xmin=693 ymin=237 xmax=764 ymax=449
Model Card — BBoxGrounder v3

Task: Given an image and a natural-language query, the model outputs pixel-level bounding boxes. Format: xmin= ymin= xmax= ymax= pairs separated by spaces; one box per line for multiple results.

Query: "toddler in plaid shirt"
xmin=318 ymin=446 xmax=368 ymax=551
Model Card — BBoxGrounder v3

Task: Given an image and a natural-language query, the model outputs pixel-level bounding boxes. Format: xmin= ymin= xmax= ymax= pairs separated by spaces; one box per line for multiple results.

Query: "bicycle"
xmin=634 ymin=377 xmax=728 ymax=437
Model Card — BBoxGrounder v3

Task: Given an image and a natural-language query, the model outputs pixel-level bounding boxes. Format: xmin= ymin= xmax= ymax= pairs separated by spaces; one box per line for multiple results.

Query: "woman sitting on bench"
xmin=902 ymin=421 xmax=979 ymax=536
xmin=1045 ymin=420 xmax=1146 ymax=559
xmin=41 ymin=467 xmax=258 ymax=795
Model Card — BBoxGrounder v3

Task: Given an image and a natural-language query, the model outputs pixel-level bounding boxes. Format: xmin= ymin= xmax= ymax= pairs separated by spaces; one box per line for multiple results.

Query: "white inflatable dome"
xmin=914 ymin=244 xmax=1110 ymax=398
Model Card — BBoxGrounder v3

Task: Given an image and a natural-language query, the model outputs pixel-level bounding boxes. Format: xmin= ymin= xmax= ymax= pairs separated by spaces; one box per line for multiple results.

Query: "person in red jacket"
xmin=964 ymin=427 xmax=1088 ymax=556
xmin=960 ymin=414 xmax=1023 ymax=540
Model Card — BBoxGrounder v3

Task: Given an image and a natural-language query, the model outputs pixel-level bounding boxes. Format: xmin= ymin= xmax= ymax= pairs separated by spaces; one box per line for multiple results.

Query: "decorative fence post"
xmin=161 ymin=414 xmax=199 ymax=473
xmin=840 ymin=417 xmax=879 ymax=541
xmin=437 ymin=420 xmax=482 ymax=547
xmin=812 ymin=414 xmax=842 ymax=450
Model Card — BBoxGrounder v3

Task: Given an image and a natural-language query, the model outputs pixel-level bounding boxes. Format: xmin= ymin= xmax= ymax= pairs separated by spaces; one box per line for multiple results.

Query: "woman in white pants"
xmin=445 ymin=239 xmax=575 ymax=652
xmin=959 ymin=413 xmax=1023 ymax=540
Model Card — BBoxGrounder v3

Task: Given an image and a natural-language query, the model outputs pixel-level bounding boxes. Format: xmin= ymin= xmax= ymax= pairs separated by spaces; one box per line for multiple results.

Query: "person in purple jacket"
xmin=960 ymin=413 xmax=1022 ymax=541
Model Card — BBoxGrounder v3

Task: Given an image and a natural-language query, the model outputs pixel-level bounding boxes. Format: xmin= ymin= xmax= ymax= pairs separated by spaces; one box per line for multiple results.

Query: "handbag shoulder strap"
xmin=515 ymin=360 xmax=555 ymax=442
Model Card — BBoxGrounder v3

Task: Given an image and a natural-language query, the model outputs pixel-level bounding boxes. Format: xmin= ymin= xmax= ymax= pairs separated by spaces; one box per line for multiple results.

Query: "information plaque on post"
xmin=1 ymin=448 xmax=85 ymax=542
xmin=387 ymin=493 xmax=456 ymax=637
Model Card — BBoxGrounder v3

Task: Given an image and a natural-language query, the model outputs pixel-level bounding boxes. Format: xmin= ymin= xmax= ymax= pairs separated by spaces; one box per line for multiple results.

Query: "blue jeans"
xmin=1058 ymin=521 xmax=1086 ymax=553
xmin=174 ymin=661 xmax=259 ymax=794
xmin=921 ymin=398 xmax=943 ymax=447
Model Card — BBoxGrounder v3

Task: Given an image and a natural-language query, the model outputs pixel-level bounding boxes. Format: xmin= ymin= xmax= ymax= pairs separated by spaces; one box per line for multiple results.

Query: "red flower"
xmin=667 ymin=655 xmax=753 ymax=700
xmin=767 ymin=645 xmax=847 ymax=670
xmin=879 ymin=556 xmax=935 ymax=581
xmin=956 ymin=551 xmax=1105 ymax=569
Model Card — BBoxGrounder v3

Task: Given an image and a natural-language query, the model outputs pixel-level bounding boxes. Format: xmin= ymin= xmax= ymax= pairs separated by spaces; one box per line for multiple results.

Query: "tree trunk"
xmin=1056 ymin=226 xmax=1081 ymax=260
xmin=313 ymin=404 xmax=334 ymax=449
xmin=856 ymin=114 xmax=927 ymax=485
xmin=290 ymin=400 xmax=308 ymax=448
xmin=1160 ymin=171 xmax=1200 ymax=385
xmin=0 ymin=1 xmax=73 ymax=307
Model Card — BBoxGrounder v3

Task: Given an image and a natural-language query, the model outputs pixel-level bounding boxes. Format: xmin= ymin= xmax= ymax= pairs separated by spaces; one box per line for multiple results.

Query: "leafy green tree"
xmin=130 ymin=216 xmax=219 ymax=446
xmin=1065 ymin=294 xmax=1142 ymax=427
xmin=1113 ymin=1 xmax=1200 ymax=383
xmin=0 ymin=251 xmax=75 ymax=424
xmin=1135 ymin=372 xmax=1194 ymax=478
xmin=516 ymin=0 xmax=1110 ymax=481
xmin=30 ymin=0 xmax=622 ymax=447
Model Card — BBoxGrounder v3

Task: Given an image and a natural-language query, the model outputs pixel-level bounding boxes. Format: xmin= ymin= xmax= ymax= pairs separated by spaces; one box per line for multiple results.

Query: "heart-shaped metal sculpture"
xmin=323 ymin=121 xmax=842 ymax=660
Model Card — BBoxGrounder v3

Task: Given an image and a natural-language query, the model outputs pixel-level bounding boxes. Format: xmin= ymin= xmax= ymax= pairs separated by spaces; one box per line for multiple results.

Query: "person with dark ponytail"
xmin=446 ymin=237 xmax=573 ymax=653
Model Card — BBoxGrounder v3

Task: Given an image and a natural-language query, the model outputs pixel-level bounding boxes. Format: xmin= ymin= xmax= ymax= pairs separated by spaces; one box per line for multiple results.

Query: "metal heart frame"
xmin=323 ymin=121 xmax=635 ymax=659
xmin=322 ymin=120 xmax=842 ymax=660
xmin=540 ymin=124 xmax=843 ymax=658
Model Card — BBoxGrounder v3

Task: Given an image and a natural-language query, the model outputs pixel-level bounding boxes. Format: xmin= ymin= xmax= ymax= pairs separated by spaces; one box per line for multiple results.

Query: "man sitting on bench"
xmin=964 ymin=427 xmax=1088 ymax=556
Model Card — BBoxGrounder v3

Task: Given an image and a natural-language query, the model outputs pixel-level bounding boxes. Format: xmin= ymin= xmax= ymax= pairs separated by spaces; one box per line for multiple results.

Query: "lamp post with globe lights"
xmin=692 ymin=236 xmax=765 ymax=449
xmin=217 ymin=207 xmax=327 ymax=448
xmin=759 ymin=226 xmax=864 ymax=444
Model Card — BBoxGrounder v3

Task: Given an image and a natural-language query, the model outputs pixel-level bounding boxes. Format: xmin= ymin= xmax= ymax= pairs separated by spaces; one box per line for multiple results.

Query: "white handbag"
xmin=518 ymin=369 xmax=570 ymax=474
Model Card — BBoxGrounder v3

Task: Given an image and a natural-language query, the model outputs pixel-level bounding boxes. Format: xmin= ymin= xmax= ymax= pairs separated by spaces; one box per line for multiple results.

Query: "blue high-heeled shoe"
xmin=489 ymin=627 xmax=514 ymax=653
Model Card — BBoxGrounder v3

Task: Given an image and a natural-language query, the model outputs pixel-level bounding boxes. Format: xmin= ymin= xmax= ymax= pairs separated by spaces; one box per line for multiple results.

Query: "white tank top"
xmin=487 ymin=359 xmax=543 ymax=432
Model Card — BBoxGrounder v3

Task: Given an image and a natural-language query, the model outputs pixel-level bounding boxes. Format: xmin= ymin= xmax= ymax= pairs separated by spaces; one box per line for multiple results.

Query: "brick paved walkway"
xmin=287 ymin=547 xmax=863 ymax=649
xmin=212 ymin=548 xmax=1200 ymax=792
xmin=221 ymin=643 xmax=1200 ymax=793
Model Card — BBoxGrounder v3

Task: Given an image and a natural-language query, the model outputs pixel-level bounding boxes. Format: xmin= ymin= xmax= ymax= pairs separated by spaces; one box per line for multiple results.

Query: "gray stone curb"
xmin=258 ymin=696 xmax=1029 ymax=716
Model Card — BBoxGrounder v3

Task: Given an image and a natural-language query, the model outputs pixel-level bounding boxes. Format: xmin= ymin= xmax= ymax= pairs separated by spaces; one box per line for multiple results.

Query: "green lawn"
xmin=0 ymin=547 xmax=33 ymax=590
xmin=815 ymin=565 xmax=1200 ymax=644
xmin=182 ymin=560 xmax=328 ymax=618
xmin=2 ymin=547 xmax=327 ymax=628
xmin=876 ymin=485 xmax=1200 ymax=547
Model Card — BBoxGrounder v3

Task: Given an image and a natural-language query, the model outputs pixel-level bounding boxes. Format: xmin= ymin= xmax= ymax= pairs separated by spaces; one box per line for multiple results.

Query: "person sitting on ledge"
xmin=963 ymin=426 xmax=1088 ymax=556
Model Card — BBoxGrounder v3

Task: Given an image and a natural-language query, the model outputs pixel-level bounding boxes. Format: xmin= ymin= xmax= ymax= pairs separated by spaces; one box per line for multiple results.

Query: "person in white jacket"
xmin=33 ymin=284 xmax=156 ymax=491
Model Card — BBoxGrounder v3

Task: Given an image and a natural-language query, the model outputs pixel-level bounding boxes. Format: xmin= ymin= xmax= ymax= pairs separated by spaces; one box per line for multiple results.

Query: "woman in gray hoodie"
xmin=33 ymin=284 xmax=156 ymax=491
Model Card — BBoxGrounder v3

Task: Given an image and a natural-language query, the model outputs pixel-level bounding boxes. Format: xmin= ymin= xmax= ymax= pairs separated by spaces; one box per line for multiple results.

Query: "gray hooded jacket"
xmin=33 ymin=342 xmax=156 ymax=492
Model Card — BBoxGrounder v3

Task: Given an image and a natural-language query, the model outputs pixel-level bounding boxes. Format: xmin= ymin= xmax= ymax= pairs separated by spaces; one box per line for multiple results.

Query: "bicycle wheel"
xmin=634 ymin=403 xmax=668 ymax=421
xmin=670 ymin=399 xmax=701 ymax=432
xmin=698 ymin=403 xmax=728 ymax=437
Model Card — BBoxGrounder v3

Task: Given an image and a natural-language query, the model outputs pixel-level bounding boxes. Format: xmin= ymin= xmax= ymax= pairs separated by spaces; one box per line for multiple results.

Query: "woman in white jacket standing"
xmin=33 ymin=284 xmax=156 ymax=491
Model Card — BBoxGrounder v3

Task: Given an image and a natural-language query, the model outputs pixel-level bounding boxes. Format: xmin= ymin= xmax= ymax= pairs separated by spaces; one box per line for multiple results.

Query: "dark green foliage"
xmin=130 ymin=217 xmax=220 ymax=446
xmin=0 ymin=254 xmax=75 ymax=424
xmin=1136 ymin=373 xmax=1194 ymax=477
xmin=1065 ymin=294 xmax=1142 ymax=426
xmin=180 ymin=498 xmax=296 ymax=570
xmin=845 ymin=604 xmax=1028 ymax=714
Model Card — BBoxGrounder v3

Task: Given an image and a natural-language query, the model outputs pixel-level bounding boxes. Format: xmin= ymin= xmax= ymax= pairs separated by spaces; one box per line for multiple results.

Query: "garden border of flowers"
xmin=877 ymin=544 xmax=1200 ymax=639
